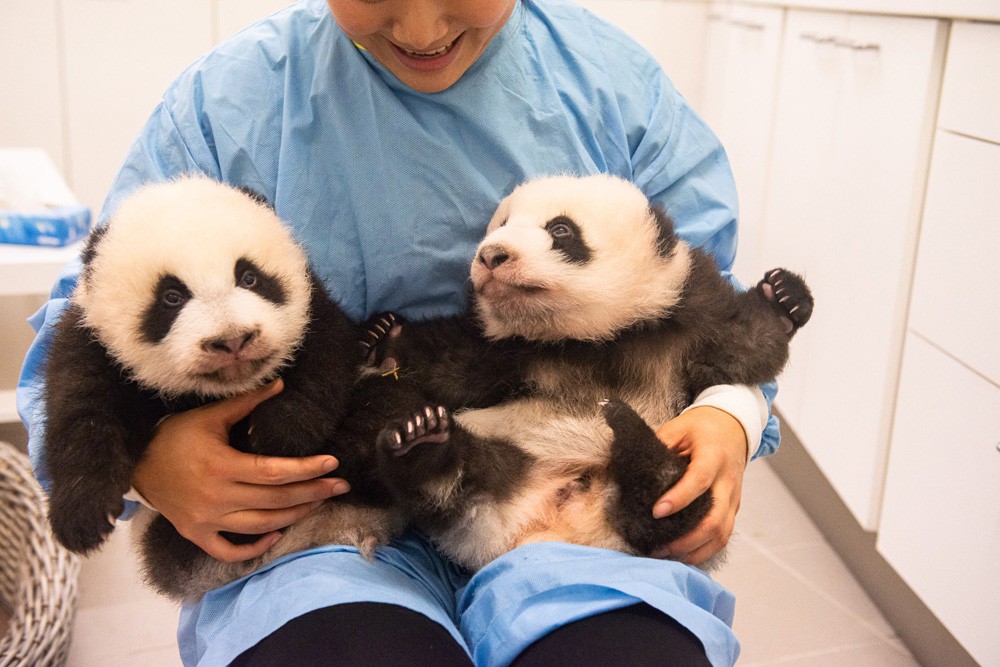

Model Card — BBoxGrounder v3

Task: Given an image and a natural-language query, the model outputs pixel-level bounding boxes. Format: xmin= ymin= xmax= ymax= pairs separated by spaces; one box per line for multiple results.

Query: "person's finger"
xmin=229 ymin=451 xmax=341 ymax=486
xmin=220 ymin=500 xmax=330 ymax=536
xmin=198 ymin=529 xmax=283 ymax=563
xmin=230 ymin=476 xmax=351 ymax=510
xmin=667 ymin=508 xmax=730 ymax=560
xmin=652 ymin=455 xmax=716 ymax=519
xmin=656 ymin=476 xmax=740 ymax=561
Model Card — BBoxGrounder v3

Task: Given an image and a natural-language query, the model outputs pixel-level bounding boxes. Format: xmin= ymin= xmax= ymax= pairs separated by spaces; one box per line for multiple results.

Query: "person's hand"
xmin=650 ymin=405 xmax=747 ymax=565
xmin=132 ymin=379 xmax=350 ymax=563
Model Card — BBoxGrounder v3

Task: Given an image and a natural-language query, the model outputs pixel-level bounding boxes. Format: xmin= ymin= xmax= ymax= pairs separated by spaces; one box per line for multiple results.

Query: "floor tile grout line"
xmin=739 ymin=637 xmax=908 ymax=666
xmin=749 ymin=538 xmax=903 ymax=646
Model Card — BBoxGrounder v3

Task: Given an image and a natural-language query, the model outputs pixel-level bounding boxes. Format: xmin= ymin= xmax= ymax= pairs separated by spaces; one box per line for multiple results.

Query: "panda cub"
xmin=368 ymin=174 xmax=814 ymax=571
xmin=44 ymin=177 xmax=410 ymax=601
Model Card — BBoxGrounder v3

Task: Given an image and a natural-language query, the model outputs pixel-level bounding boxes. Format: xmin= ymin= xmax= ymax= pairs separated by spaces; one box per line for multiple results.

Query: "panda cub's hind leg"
xmin=377 ymin=404 xmax=534 ymax=525
xmin=380 ymin=405 xmax=451 ymax=459
xmin=601 ymin=400 xmax=713 ymax=556
xmin=376 ymin=404 xmax=466 ymax=506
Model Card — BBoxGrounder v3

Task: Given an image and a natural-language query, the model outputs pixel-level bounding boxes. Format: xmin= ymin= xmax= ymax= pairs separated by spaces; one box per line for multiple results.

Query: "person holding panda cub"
xmin=20 ymin=0 xmax=781 ymax=665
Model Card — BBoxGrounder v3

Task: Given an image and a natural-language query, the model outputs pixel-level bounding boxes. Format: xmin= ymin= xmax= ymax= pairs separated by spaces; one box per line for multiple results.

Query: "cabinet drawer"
xmin=908 ymin=131 xmax=1000 ymax=385
xmin=877 ymin=334 xmax=1000 ymax=667
xmin=938 ymin=21 xmax=1000 ymax=144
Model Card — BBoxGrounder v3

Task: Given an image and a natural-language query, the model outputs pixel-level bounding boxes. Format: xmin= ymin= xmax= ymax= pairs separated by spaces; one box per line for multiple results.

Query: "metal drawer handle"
xmin=800 ymin=33 xmax=881 ymax=52
xmin=729 ymin=18 xmax=765 ymax=32
xmin=800 ymin=32 xmax=836 ymax=45
xmin=834 ymin=38 xmax=881 ymax=52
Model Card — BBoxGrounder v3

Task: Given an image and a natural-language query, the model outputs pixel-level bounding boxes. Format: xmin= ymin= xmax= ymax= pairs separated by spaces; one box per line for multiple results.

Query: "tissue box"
xmin=0 ymin=205 xmax=91 ymax=247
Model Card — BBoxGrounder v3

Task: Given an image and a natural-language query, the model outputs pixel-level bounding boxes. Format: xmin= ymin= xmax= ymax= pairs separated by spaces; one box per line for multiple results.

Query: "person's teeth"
xmin=406 ymin=44 xmax=450 ymax=57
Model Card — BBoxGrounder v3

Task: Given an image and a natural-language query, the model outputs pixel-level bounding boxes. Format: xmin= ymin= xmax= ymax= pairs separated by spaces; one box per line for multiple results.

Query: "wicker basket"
xmin=0 ymin=442 xmax=80 ymax=667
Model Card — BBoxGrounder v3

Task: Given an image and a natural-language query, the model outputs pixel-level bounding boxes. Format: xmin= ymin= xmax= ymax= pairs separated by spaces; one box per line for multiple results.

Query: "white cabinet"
xmin=906 ymin=132 xmax=1000 ymax=386
xmin=936 ymin=20 xmax=1000 ymax=146
xmin=877 ymin=335 xmax=1000 ymax=667
xmin=758 ymin=10 xmax=947 ymax=528
xmin=877 ymin=21 xmax=1000 ymax=666
xmin=699 ymin=2 xmax=785 ymax=283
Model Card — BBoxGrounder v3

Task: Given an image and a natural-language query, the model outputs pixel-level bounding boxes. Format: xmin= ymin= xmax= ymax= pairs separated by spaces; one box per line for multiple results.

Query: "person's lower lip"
xmin=391 ymin=34 xmax=463 ymax=72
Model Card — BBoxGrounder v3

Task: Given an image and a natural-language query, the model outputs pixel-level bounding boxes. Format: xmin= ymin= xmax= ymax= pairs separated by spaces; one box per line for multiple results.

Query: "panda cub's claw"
xmin=758 ymin=268 xmax=814 ymax=335
xmin=359 ymin=312 xmax=402 ymax=366
xmin=378 ymin=405 xmax=450 ymax=458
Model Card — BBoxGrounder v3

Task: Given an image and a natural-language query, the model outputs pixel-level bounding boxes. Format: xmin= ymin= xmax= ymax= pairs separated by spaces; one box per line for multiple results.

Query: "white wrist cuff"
xmin=124 ymin=486 xmax=157 ymax=511
xmin=682 ymin=384 xmax=769 ymax=462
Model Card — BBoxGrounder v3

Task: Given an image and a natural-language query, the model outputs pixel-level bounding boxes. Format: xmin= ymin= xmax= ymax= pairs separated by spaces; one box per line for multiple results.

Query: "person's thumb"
xmin=212 ymin=378 xmax=285 ymax=428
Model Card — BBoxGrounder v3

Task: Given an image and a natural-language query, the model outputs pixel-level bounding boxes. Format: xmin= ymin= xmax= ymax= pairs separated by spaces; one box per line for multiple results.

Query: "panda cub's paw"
xmin=359 ymin=312 xmax=402 ymax=366
xmin=757 ymin=268 xmax=814 ymax=335
xmin=49 ymin=493 xmax=124 ymax=554
xmin=378 ymin=405 xmax=450 ymax=458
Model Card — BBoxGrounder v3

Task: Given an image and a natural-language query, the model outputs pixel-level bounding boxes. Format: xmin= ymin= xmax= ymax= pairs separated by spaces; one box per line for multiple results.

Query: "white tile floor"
xmin=65 ymin=461 xmax=922 ymax=666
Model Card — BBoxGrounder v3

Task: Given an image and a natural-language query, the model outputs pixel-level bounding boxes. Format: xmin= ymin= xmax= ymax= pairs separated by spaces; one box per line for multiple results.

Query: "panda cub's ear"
xmin=80 ymin=224 xmax=110 ymax=269
xmin=649 ymin=205 xmax=678 ymax=258
xmin=236 ymin=186 xmax=272 ymax=209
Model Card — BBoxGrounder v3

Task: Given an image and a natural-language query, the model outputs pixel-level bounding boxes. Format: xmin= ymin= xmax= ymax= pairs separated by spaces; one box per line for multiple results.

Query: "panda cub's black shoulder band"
xmin=649 ymin=206 xmax=678 ymax=258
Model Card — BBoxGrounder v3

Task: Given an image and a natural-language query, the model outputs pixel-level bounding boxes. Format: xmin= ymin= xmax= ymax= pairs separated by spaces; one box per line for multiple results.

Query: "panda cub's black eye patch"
xmin=545 ymin=215 xmax=591 ymax=264
xmin=235 ymin=258 xmax=286 ymax=305
xmin=141 ymin=274 xmax=192 ymax=344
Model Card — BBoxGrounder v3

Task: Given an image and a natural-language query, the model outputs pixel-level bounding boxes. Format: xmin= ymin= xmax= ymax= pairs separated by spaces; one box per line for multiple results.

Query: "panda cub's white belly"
xmin=438 ymin=345 xmax=687 ymax=569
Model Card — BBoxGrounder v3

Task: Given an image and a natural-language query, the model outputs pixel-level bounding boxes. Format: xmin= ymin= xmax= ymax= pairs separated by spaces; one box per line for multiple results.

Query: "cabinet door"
xmin=907 ymin=132 xmax=1000 ymax=385
xmin=61 ymin=0 xmax=214 ymax=215
xmin=759 ymin=10 xmax=946 ymax=528
xmin=756 ymin=9 xmax=848 ymax=430
xmin=937 ymin=21 xmax=1000 ymax=145
xmin=699 ymin=2 xmax=785 ymax=284
xmin=877 ymin=334 xmax=1000 ymax=667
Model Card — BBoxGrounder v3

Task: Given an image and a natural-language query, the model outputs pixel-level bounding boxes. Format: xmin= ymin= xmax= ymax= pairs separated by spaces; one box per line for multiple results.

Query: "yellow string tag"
xmin=381 ymin=366 xmax=400 ymax=380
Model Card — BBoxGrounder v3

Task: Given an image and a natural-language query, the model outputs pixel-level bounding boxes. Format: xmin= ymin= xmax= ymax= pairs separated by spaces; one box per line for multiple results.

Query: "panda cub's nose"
xmin=204 ymin=330 xmax=257 ymax=354
xmin=478 ymin=245 xmax=511 ymax=270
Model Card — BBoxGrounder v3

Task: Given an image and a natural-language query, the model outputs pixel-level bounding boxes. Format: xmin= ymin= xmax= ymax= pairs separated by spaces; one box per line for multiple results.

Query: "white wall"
xmin=0 ymin=0 xmax=295 ymax=217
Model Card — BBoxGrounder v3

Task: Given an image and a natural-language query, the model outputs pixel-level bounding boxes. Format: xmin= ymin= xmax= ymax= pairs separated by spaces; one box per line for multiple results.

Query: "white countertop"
xmin=0 ymin=241 xmax=81 ymax=297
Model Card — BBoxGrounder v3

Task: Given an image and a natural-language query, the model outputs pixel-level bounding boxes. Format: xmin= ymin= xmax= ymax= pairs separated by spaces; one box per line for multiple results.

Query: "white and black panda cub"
xmin=43 ymin=177 xmax=415 ymax=601
xmin=367 ymin=174 xmax=814 ymax=571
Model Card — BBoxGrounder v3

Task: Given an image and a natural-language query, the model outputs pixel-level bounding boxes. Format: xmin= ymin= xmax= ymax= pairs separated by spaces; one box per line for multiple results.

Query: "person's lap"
xmin=179 ymin=532 xmax=737 ymax=666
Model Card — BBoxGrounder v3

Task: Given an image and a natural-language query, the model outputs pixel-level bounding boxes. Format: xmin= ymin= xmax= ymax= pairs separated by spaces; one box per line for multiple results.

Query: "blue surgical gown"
xmin=18 ymin=1 xmax=780 ymax=664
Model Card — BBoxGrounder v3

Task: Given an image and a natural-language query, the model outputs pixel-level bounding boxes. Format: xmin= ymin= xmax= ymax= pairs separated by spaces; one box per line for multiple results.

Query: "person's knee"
xmin=231 ymin=602 xmax=472 ymax=667
xmin=512 ymin=603 xmax=711 ymax=667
